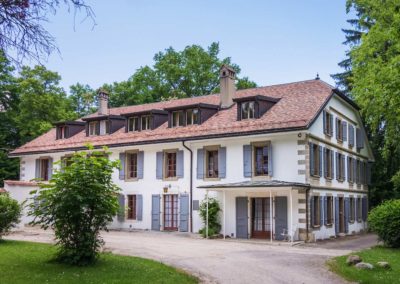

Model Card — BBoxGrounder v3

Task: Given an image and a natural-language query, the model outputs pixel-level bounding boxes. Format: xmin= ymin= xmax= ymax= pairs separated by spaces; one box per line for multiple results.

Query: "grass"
xmin=327 ymin=246 xmax=400 ymax=284
xmin=0 ymin=240 xmax=197 ymax=284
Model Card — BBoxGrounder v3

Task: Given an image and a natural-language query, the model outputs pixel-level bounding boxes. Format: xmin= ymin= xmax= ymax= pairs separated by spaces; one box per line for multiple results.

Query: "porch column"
xmin=206 ymin=190 xmax=209 ymax=239
xmin=223 ymin=190 xmax=226 ymax=239
xmin=270 ymin=189 xmax=273 ymax=243
xmin=290 ymin=188 xmax=293 ymax=244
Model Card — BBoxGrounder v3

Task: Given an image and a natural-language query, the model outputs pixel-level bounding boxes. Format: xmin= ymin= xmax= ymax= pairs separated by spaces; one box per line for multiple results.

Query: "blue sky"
xmin=42 ymin=0 xmax=352 ymax=92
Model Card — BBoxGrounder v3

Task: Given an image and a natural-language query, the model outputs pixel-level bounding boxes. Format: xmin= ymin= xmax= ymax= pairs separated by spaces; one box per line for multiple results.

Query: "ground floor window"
xmin=349 ymin=197 xmax=355 ymax=222
xmin=312 ymin=196 xmax=320 ymax=227
xmin=127 ymin=195 xmax=137 ymax=220
xmin=326 ymin=196 xmax=334 ymax=225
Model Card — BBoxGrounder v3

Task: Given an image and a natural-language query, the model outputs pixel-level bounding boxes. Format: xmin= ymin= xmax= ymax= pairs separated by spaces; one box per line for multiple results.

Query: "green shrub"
xmin=0 ymin=194 xmax=21 ymax=239
xmin=29 ymin=146 xmax=121 ymax=265
xmin=368 ymin=199 xmax=400 ymax=248
xmin=199 ymin=197 xmax=221 ymax=238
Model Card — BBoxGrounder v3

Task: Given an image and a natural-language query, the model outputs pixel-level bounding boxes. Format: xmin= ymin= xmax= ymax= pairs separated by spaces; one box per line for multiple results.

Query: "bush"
xmin=199 ymin=197 xmax=221 ymax=238
xmin=0 ymin=194 xmax=21 ymax=239
xmin=29 ymin=146 xmax=121 ymax=265
xmin=368 ymin=199 xmax=400 ymax=248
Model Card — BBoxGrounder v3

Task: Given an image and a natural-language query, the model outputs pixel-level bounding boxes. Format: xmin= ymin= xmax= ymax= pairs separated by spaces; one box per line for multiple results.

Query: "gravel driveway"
xmin=5 ymin=229 xmax=378 ymax=284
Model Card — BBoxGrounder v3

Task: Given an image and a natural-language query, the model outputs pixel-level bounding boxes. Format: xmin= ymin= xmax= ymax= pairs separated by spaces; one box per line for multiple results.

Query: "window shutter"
xmin=349 ymin=125 xmax=354 ymax=146
xmin=344 ymin=197 xmax=350 ymax=233
xmin=119 ymin=153 xmax=126 ymax=180
xmin=342 ymin=121 xmax=347 ymax=141
xmin=151 ymin=194 xmax=161 ymax=231
xmin=355 ymin=198 xmax=358 ymax=222
xmin=353 ymin=159 xmax=357 ymax=184
xmin=179 ymin=194 xmax=189 ymax=232
xmin=322 ymin=110 xmax=326 ymax=134
xmin=347 ymin=157 xmax=351 ymax=182
xmin=341 ymin=155 xmax=346 ymax=181
xmin=329 ymin=114 xmax=333 ymax=136
xmin=323 ymin=148 xmax=328 ymax=178
xmin=310 ymin=197 xmax=314 ymax=227
xmin=136 ymin=194 xmax=143 ymax=221
xmin=330 ymin=150 xmax=334 ymax=179
xmin=335 ymin=152 xmax=339 ymax=181
xmin=268 ymin=144 xmax=273 ymax=176
xmin=318 ymin=145 xmax=322 ymax=176
xmin=48 ymin=157 xmax=53 ymax=180
xmin=137 ymin=151 xmax=144 ymax=179
xmin=176 ymin=150 xmax=184 ymax=178
xmin=197 ymin=149 xmax=204 ymax=179
xmin=335 ymin=117 xmax=339 ymax=140
xmin=334 ymin=197 xmax=339 ymax=235
xmin=324 ymin=196 xmax=328 ymax=226
xmin=156 ymin=152 xmax=163 ymax=179
xmin=309 ymin=143 xmax=314 ymax=176
xmin=35 ymin=159 xmax=40 ymax=179
xmin=96 ymin=121 xmax=100 ymax=135
xmin=319 ymin=196 xmax=324 ymax=227
xmin=218 ymin=147 xmax=227 ymax=178
xmin=117 ymin=194 xmax=125 ymax=222
xmin=243 ymin=145 xmax=252 ymax=177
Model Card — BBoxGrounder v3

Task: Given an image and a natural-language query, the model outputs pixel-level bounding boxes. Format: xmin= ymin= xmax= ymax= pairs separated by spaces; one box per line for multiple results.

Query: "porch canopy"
xmin=198 ymin=180 xmax=310 ymax=243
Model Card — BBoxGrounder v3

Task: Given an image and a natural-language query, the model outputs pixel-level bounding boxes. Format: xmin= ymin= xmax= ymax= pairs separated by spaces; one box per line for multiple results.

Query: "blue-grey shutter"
xmin=275 ymin=196 xmax=287 ymax=240
xmin=355 ymin=198 xmax=358 ymax=222
xmin=179 ymin=194 xmax=189 ymax=232
xmin=309 ymin=143 xmax=314 ymax=176
xmin=335 ymin=117 xmax=339 ymax=140
xmin=349 ymin=125 xmax=354 ymax=146
xmin=268 ymin=144 xmax=273 ymax=176
xmin=356 ymin=128 xmax=361 ymax=149
xmin=341 ymin=155 xmax=346 ymax=181
xmin=353 ymin=159 xmax=357 ymax=184
xmin=243 ymin=145 xmax=252 ymax=177
xmin=319 ymin=196 xmax=324 ymax=227
xmin=137 ymin=151 xmax=144 ymax=179
xmin=324 ymin=196 xmax=328 ymax=226
xmin=197 ymin=149 xmax=204 ymax=179
xmin=156 ymin=152 xmax=163 ymax=179
xmin=318 ymin=146 xmax=322 ymax=176
xmin=335 ymin=197 xmax=339 ymax=235
xmin=322 ymin=110 xmax=326 ymax=134
xmin=136 ymin=194 xmax=143 ymax=221
xmin=344 ymin=197 xmax=350 ymax=233
xmin=48 ymin=157 xmax=53 ymax=180
xmin=236 ymin=197 xmax=248 ymax=239
xmin=336 ymin=152 xmax=340 ymax=181
xmin=119 ymin=153 xmax=125 ymax=180
xmin=342 ymin=121 xmax=347 ymax=141
xmin=117 ymin=194 xmax=125 ymax=222
xmin=35 ymin=159 xmax=40 ymax=179
xmin=151 ymin=194 xmax=161 ymax=230
xmin=329 ymin=114 xmax=333 ymax=136
xmin=218 ymin=147 xmax=227 ymax=178
xmin=331 ymin=150 xmax=334 ymax=179
xmin=176 ymin=150 xmax=184 ymax=178
xmin=310 ymin=197 xmax=314 ymax=227
xmin=323 ymin=148 xmax=328 ymax=178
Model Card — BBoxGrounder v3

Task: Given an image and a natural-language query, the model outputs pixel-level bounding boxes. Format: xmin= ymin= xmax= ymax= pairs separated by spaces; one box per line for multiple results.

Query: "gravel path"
xmin=5 ymin=229 xmax=377 ymax=284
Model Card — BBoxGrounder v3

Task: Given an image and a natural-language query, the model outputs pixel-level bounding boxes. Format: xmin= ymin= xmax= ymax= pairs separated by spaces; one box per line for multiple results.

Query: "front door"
xmin=164 ymin=194 xmax=178 ymax=231
xmin=251 ymin=198 xmax=272 ymax=239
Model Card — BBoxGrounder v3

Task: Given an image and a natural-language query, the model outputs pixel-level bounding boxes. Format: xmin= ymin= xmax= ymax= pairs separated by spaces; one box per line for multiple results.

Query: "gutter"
xmin=182 ymin=140 xmax=193 ymax=233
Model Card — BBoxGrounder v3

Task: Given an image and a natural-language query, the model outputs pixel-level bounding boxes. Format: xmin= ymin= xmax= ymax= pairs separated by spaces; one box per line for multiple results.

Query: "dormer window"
xmin=141 ymin=115 xmax=153 ymax=130
xmin=241 ymin=101 xmax=255 ymax=120
xmin=55 ymin=121 xmax=85 ymax=140
xmin=89 ymin=121 xmax=99 ymax=136
xmin=186 ymin=109 xmax=199 ymax=126
xmin=56 ymin=126 xmax=67 ymax=139
xmin=128 ymin=117 xmax=139 ymax=132
xmin=172 ymin=111 xmax=185 ymax=127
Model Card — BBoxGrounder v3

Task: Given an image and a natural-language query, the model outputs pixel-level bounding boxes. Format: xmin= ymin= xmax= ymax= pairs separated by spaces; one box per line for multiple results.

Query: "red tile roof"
xmin=10 ymin=79 xmax=335 ymax=156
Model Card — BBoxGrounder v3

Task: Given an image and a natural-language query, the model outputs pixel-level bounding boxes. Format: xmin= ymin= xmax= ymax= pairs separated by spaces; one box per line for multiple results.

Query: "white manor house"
xmin=5 ymin=65 xmax=374 ymax=242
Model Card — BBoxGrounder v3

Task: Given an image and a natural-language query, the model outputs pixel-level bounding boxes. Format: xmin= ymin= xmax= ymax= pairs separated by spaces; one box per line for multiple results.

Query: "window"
xmin=336 ymin=118 xmax=343 ymax=141
xmin=327 ymin=196 xmax=334 ymax=225
xmin=105 ymin=120 xmax=110 ymax=134
xmin=40 ymin=158 xmax=49 ymax=181
xmin=312 ymin=196 xmax=320 ymax=227
xmin=348 ymin=124 xmax=355 ymax=147
xmin=206 ymin=149 xmax=219 ymax=178
xmin=186 ymin=108 xmax=199 ymax=125
xmin=165 ymin=151 xmax=177 ymax=178
xmin=337 ymin=153 xmax=345 ymax=181
xmin=141 ymin=115 xmax=153 ymax=130
xmin=349 ymin=197 xmax=355 ymax=222
xmin=128 ymin=117 xmax=139 ymax=132
xmin=127 ymin=195 xmax=137 ymax=220
xmin=310 ymin=143 xmax=320 ymax=177
xmin=323 ymin=111 xmax=333 ymax=136
xmin=324 ymin=148 xmax=333 ymax=179
xmin=254 ymin=145 xmax=269 ymax=176
xmin=241 ymin=101 xmax=255 ymax=119
xmin=172 ymin=111 xmax=184 ymax=127
xmin=348 ymin=157 xmax=354 ymax=183
xmin=126 ymin=152 xmax=138 ymax=179
xmin=89 ymin=121 xmax=98 ymax=136
xmin=57 ymin=126 xmax=67 ymax=139
xmin=357 ymin=198 xmax=362 ymax=222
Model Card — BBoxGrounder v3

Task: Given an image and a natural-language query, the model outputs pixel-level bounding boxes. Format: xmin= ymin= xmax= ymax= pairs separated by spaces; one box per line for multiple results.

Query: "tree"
xmin=0 ymin=193 xmax=21 ymax=240
xmin=29 ymin=146 xmax=120 ymax=265
xmin=69 ymin=83 xmax=97 ymax=117
xmin=106 ymin=43 xmax=257 ymax=107
xmin=199 ymin=197 xmax=221 ymax=238
xmin=15 ymin=65 xmax=77 ymax=144
xmin=0 ymin=0 xmax=94 ymax=65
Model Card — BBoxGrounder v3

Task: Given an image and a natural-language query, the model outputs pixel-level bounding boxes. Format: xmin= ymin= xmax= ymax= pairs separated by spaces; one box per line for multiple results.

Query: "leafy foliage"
xmin=29 ymin=146 xmax=120 ymax=265
xmin=199 ymin=197 xmax=221 ymax=237
xmin=69 ymin=83 xmax=97 ymax=117
xmin=368 ymin=199 xmax=400 ymax=248
xmin=0 ymin=194 xmax=21 ymax=239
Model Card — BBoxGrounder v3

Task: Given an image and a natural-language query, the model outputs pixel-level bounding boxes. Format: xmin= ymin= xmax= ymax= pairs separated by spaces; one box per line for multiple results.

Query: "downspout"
xmin=305 ymin=186 xmax=311 ymax=242
xmin=182 ymin=140 xmax=193 ymax=233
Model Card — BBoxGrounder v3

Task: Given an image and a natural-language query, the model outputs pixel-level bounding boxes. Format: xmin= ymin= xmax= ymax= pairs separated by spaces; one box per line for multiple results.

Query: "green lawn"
xmin=0 ymin=240 xmax=197 ymax=284
xmin=328 ymin=246 xmax=400 ymax=284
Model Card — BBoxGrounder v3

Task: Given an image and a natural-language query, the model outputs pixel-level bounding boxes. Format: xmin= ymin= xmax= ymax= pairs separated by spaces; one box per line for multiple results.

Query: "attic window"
xmin=172 ymin=111 xmax=185 ymax=127
xmin=141 ymin=115 xmax=152 ymax=130
xmin=241 ymin=101 xmax=255 ymax=119
xmin=186 ymin=109 xmax=199 ymax=125
xmin=89 ymin=121 xmax=98 ymax=136
xmin=56 ymin=126 xmax=67 ymax=139
xmin=128 ymin=117 xmax=139 ymax=132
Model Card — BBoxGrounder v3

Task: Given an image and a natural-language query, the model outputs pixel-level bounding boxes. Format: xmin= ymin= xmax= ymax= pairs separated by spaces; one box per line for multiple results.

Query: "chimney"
xmin=219 ymin=65 xmax=236 ymax=108
xmin=98 ymin=89 xmax=109 ymax=115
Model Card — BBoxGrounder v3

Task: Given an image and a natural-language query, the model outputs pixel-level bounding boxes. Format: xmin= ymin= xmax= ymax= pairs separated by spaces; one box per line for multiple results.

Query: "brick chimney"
xmin=219 ymin=65 xmax=236 ymax=108
xmin=98 ymin=89 xmax=109 ymax=115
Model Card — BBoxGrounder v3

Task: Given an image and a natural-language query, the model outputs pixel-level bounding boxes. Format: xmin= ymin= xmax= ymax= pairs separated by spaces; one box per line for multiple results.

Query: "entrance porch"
xmin=199 ymin=180 xmax=310 ymax=243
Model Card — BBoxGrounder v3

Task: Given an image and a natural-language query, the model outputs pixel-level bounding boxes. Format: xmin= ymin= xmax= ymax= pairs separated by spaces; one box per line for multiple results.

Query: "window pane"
xmin=206 ymin=150 xmax=219 ymax=178
xmin=241 ymin=102 xmax=248 ymax=119
xmin=254 ymin=146 xmax=268 ymax=176
xmin=193 ymin=109 xmax=199 ymax=124
xmin=186 ymin=109 xmax=193 ymax=125
xmin=127 ymin=153 xmax=137 ymax=179
xmin=249 ymin=101 xmax=255 ymax=118
xmin=166 ymin=152 xmax=176 ymax=178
